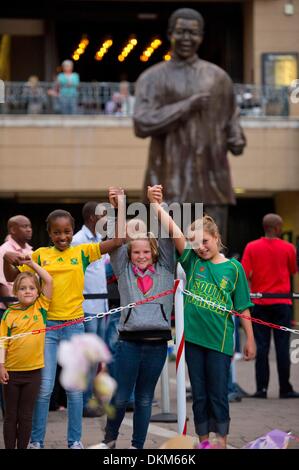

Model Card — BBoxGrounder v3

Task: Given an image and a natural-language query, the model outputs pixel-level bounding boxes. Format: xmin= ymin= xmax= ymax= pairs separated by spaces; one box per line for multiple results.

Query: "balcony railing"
xmin=0 ymin=81 xmax=290 ymax=117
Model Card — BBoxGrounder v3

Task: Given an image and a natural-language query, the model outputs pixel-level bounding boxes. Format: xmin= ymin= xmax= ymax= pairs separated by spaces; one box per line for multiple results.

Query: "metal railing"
xmin=234 ymin=83 xmax=290 ymax=117
xmin=0 ymin=81 xmax=290 ymax=117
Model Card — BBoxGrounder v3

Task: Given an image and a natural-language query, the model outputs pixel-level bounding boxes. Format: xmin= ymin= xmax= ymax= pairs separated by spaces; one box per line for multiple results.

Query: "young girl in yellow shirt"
xmin=0 ymin=258 xmax=52 ymax=449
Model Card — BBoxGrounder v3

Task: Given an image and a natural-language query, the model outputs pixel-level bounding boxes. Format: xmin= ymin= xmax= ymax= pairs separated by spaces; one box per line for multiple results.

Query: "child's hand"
xmin=21 ymin=256 xmax=35 ymax=268
xmin=109 ymin=187 xmax=124 ymax=208
xmin=4 ymin=251 xmax=29 ymax=266
xmin=147 ymin=185 xmax=163 ymax=204
xmin=0 ymin=365 xmax=9 ymax=384
xmin=243 ymin=339 xmax=256 ymax=361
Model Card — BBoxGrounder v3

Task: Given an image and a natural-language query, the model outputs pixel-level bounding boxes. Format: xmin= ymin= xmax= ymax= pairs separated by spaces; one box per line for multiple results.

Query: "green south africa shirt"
xmin=178 ymin=247 xmax=253 ymax=356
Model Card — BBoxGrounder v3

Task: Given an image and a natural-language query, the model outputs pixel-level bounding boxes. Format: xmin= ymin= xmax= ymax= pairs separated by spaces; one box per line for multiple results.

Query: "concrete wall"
xmin=252 ymin=0 xmax=299 ymax=84
xmin=0 ymin=114 xmax=298 ymax=318
xmin=0 ymin=115 xmax=299 ymax=197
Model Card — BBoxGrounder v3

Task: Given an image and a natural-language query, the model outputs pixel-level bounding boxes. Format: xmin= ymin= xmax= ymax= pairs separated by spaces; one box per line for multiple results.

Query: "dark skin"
xmin=170 ymin=18 xmax=209 ymax=113
xmin=0 ymin=283 xmax=10 ymax=307
xmin=170 ymin=18 xmax=203 ymax=61
xmin=84 ymin=212 xmax=106 ymax=237
xmin=4 ymin=216 xmax=123 ymax=282
xmin=7 ymin=216 xmax=32 ymax=248
xmin=262 ymin=214 xmax=283 ymax=238
xmin=2 ymin=216 xmax=32 ymax=288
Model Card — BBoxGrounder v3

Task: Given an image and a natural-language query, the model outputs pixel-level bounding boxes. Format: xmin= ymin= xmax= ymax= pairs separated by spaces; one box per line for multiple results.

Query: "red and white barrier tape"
xmin=0 ymin=287 xmax=175 ymax=343
xmin=183 ymin=288 xmax=299 ymax=335
xmin=1 ymin=285 xmax=299 ymax=343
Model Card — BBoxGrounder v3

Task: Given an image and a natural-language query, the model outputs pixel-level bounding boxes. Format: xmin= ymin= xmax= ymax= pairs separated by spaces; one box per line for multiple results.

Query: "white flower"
xmin=60 ymin=366 xmax=88 ymax=391
xmin=71 ymin=334 xmax=111 ymax=363
xmin=57 ymin=334 xmax=112 ymax=392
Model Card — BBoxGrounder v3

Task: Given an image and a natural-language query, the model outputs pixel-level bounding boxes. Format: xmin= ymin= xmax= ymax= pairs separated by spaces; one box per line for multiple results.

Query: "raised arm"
xmin=3 ymin=252 xmax=23 ymax=282
xmin=147 ymin=185 xmax=186 ymax=256
xmin=0 ymin=316 xmax=9 ymax=384
xmin=22 ymin=258 xmax=53 ymax=299
xmin=0 ymin=283 xmax=12 ymax=308
xmin=99 ymin=187 xmax=126 ymax=255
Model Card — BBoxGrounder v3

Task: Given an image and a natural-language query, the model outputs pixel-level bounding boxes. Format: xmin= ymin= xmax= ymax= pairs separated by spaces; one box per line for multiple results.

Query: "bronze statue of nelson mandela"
xmin=133 ymin=8 xmax=246 ymax=240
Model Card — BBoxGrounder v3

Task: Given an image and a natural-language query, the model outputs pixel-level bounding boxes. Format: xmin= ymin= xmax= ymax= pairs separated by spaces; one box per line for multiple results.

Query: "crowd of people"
xmin=20 ymin=61 xmax=135 ymax=116
xmin=0 ymin=185 xmax=298 ymax=450
xmin=1 ymin=6 xmax=298 ymax=452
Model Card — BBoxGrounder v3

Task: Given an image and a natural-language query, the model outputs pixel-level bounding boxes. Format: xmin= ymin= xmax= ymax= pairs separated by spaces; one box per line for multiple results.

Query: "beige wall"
xmin=1 ymin=116 xmax=299 ymax=196
xmin=1 ymin=115 xmax=298 ymax=317
xmin=252 ymin=0 xmax=299 ymax=84
xmin=231 ymin=119 xmax=299 ymax=191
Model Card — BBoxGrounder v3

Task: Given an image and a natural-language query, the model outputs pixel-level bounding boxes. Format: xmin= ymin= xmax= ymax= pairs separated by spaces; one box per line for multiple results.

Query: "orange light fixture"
xmin=140 ymin=38 xmax=162 ymax=62
xmin=72 ymin=35 xmax=89 ymax=61
xmin=95 ymin=39 xmax=113 ymax=61
xmin=118 ymin=37 xmax=138 ymax=62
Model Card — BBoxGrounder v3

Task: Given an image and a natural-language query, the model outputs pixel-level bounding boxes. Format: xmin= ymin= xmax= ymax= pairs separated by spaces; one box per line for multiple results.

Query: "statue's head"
xmin=168 ymin=8 xmax=204 ymax=60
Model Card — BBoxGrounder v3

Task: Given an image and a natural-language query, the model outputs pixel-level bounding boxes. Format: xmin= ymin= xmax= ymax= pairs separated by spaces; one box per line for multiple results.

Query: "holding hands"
xmin=4 ymin=252 xmax=31 ymax=267
xmin=147 ymin=185 xmax=163 ymax=204
xmin=20 ymin=256 xmax=36 ymax=269
xmin=109 ymin=187 xmax=125 ymax=208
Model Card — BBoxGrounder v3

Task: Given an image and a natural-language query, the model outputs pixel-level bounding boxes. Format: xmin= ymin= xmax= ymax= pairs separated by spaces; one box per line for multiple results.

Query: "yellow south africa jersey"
xmin=19 ymin=244 xmax=101 ymax=321
xmin=0 ymin=293 xmax=50 ymax=371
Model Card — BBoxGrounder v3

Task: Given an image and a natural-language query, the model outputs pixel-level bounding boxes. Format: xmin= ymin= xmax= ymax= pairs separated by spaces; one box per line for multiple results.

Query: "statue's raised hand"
xmin=189 ymin=93 xmax=210 ymax=112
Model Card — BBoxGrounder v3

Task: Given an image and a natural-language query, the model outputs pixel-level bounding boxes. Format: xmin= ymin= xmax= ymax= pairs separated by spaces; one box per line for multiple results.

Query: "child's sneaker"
xmin=28 ymin=442 xmax=42 ymax=449
xmin=97 ymin=440 xmax=116 ymax=449
xmin=69 ymin=440 xmax=84 ymax=449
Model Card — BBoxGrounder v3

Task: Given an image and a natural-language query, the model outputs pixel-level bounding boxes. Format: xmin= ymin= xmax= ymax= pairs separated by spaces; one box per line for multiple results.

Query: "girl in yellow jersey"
xmin=0 ymin=258 xmax=52 ymax=449
xmin=3 ymin=209 xmax=122 ymax=449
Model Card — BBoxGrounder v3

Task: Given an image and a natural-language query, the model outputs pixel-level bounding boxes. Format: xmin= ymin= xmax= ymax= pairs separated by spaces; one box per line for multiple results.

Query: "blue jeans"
xmin=83 ymin=313 xmax=106 ymax=408
xmin=104 ymin=340 xmax=167 ymax=448
xmin=59 ymin=96 xmax=78 ymax=114
xmin=30 ymin=320 xmax=84 ymax=447
xmin=104 ymin=312 xmax=135 ymax=405
xmin=104 ymin=311 xmax=121 ymax=379
xmin=185 ymin=341 xmax=231 ymax=437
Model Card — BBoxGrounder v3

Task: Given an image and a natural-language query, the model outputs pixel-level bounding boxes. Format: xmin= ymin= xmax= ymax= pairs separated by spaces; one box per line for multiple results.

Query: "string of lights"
xmin=95 ymin=39 xmax=113 ymax=61
xmin=70 ymin=35 xmax=171 ymax=63
xmin=72 ymin=35 xmax=89 ymax=61
xmin=118 ymin=37 xmax=138 ymax=62
xmin=140 ymin=38 xmax=162 ymax=62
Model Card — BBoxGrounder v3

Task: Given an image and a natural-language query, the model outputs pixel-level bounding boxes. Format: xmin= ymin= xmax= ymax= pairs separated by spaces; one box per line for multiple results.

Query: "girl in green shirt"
xmin=149 ymin=185 xmax=256 ymax=448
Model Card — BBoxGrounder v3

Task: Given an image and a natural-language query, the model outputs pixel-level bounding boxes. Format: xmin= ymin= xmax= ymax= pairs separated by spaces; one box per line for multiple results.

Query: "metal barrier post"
xmin=174 ymin=278 xmax=187 ymax=434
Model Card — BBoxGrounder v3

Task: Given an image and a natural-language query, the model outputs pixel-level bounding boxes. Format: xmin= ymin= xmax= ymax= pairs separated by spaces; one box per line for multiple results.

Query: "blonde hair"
xmin=189 ymin=215 xmax=224 ymax=250
xmin=127 ymin=233 xmax=159 ymax=263
xmin=13 ymin=272 xmax=41 ymax=297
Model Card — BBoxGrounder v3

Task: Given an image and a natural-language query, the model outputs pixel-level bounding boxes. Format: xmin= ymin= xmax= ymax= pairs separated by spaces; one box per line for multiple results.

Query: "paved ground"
xmin=1 ymin=334 xmax=299 ymax=450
